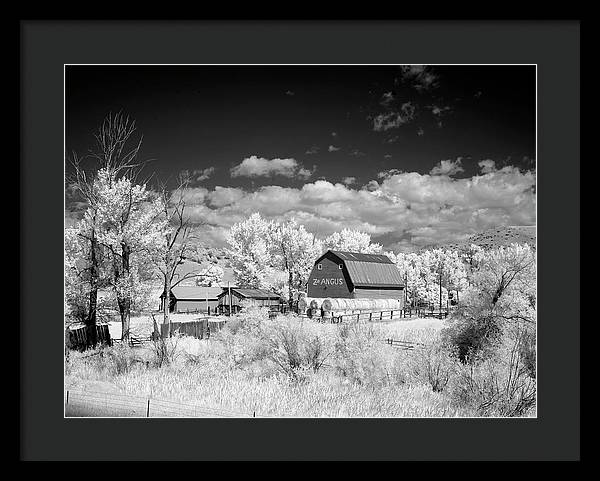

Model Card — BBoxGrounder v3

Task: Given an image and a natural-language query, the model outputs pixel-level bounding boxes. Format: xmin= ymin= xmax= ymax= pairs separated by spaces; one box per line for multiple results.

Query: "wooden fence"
xmin=383 ymin=338 xmax=426 ymax=350
xmin=65 ymin=324 xmax=112 ymax=351
xmin=160 ymin=318 xmax=228 ymax=340
xmin=301 ymin=307 xmax=449 ymax=324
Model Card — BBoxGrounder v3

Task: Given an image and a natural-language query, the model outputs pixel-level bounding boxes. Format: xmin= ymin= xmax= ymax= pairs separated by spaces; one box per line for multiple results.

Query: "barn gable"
xmin=308 ymin=250 xmax=405 ymax=298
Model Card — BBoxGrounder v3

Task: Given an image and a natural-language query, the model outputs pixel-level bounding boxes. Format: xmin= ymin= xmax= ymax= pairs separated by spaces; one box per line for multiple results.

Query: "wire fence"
xmin=64 ymin=389 xmax=266 ymax=418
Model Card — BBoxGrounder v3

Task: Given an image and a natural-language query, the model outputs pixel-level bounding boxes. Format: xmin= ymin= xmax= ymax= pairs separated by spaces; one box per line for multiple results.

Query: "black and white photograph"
xmin=63 ymin=64 xmax=537 ymax=419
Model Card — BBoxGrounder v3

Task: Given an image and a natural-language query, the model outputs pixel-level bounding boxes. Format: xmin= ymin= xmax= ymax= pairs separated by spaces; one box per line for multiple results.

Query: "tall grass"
xmin=65 ymin=308 xmax=534 ymax=417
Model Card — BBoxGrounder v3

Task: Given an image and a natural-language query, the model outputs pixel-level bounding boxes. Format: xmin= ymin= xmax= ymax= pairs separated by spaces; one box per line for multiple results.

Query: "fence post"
xmin=147 ymin=399 xmax=151 ymax=417
xmin=66 ymin=390 xmax=69 ymax=405
xmin=253 ymin=411 xmax=256 ymax=418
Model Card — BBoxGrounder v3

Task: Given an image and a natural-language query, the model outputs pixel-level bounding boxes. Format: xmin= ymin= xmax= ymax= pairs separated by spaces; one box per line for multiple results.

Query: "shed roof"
xmin=317 ymin=250 xmax=405 ymax=288
xmin=217 ymin=288 xmax=281 ymax=300
xmin=167 ymin=286 xmax=224 ymax=300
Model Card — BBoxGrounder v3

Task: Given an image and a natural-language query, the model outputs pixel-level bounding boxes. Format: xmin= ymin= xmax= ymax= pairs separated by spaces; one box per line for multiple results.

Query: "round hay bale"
xmin=297 ymin=298 xmax=308 ymax=314
xmin=321 ymin=298 xmax=333 ymax=312
xmin=309 ymin=299 xmax=320 ymax=310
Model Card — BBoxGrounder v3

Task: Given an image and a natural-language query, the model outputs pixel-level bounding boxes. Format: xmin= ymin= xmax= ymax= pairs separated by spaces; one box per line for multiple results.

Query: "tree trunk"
xmin=163 ymin=276 xmax=171 ymax=337
xmin=288 ymin=271 xmax=294 ymax=310
xmin=118 ymin=298 xmax=131 ymax=342
xmin=120 ymin=243 xmax=132 ymax=341
xmin=86 ymin=230 xmax=99 ymax=347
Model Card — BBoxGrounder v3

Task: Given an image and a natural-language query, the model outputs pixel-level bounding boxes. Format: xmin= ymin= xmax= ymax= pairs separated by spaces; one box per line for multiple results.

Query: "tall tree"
xmin=152 ymin=178 xmax=203 ymax=335
xmin=226 ymin=213 xmax=277 ymax=290
xmin=270 ymin=219 xmax=323 ymax=306
xmin=94 ymin=168 xmax=165 ymax=341
xmin=323 ymin=229 xmax=383 ymax=254
xmin=66 ymin=112 xmax=145 ymax=345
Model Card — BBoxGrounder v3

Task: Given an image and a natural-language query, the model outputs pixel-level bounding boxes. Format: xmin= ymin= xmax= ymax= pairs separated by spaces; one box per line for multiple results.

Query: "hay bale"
xmin=321 ymin=298 xmax=333 ymax=312
xmin=309 ymin=299 xmax=320 ymax=310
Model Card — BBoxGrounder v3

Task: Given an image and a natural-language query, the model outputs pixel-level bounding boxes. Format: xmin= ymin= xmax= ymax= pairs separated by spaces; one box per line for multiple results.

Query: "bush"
xmin=441 ymin=307 xmax=503 ymax=362
xmin=449 ymin=328 xmax=536 ymax=417
xmin=331 ymin=322 xmax=399 ymax=388
xmin=409 ymin=341 xmax=457 ymax=393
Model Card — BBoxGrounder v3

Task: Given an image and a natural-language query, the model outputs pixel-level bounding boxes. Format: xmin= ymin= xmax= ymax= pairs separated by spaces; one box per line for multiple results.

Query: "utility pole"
xmin=228 ymin=281 xmax=232 ymax=316
xmin=439 ymin=263 xmax=443 ymax=317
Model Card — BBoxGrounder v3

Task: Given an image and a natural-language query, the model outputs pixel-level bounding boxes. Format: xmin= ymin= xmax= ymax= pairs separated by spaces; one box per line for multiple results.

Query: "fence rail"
xmin=382 ymin=338 xmax=426 ymax=350
xmin=300 ymin=308 xmax=449 ymax=324
xmin=64 ymin=389 xmax=265 ymax=418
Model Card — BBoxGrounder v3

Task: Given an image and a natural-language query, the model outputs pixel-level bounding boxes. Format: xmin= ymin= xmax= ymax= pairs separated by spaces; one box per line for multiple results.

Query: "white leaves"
xmin=323 ymin=229 xmax=382 ymax=254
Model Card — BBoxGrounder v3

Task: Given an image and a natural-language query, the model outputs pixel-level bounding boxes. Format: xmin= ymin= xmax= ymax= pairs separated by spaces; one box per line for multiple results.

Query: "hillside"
xmin=424 ymin=225 xmax=536 ymax=252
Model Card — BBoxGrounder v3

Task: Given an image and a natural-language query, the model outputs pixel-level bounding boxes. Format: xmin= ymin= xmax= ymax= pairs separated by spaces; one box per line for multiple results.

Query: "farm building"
xmin=307 ymin=250 xmax=405 ymax=303
xmin=160 ymin=286 xmax=223 ymax=314
xmin=217 ymin=288 xmax=282 ymax=315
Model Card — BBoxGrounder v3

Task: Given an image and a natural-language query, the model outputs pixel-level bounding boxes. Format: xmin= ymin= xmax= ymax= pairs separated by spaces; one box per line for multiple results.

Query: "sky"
xmin=65 ymin=65 xmax=536 ymax=252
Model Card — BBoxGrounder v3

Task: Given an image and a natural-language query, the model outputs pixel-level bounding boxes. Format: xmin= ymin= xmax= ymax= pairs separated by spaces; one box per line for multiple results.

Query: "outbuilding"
xmin=217 ymin=288 xmax=282 ymax=315
xmin=160 ymin=286 xmax=223 ymax=314
xmin=307 ymin=250 xmax=405 ymax=302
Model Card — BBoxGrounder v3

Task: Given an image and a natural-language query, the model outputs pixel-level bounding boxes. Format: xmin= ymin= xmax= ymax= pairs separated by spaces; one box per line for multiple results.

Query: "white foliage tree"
xmin=196 ymin=263 xmax=225 ymax=287
xmin=323 ymin=228 xmax=383 ymax=254
xmin=94 ymin=168 xmax=166 ymax=340
xmin=270 ymin=219 xmax=323 ymax=305
xmin=226 ymin=213 xmax=278 ymax=290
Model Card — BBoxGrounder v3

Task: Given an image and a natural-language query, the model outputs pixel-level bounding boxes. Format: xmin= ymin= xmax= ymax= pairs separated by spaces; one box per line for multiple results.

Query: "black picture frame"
xmin=20 ymin=20 xmax=580 ymax=461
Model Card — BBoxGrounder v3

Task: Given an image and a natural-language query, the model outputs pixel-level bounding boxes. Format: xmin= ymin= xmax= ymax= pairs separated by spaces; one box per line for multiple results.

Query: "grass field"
xmin=67 ymin=314 xmax=472 ymax=417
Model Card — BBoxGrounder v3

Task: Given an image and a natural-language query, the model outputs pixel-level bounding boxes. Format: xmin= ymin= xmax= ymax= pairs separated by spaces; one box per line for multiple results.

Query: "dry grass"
xmin=66 ymin=312 xmax=532 ymax=418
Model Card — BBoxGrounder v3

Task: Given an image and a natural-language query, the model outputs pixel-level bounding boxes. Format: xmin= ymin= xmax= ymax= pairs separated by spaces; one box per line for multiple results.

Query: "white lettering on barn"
xmin=312 ymin=278 xmax=344 ymax=286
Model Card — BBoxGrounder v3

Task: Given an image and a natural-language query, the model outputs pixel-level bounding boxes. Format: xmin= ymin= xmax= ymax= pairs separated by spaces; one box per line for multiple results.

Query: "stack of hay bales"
xmin=297 ymin=296 xmax=403 ymax=319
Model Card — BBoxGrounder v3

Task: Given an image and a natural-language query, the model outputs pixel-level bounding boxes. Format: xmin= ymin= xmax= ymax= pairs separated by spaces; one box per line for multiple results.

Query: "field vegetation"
xmin=66 ymin=306 xmax=535 ymax=418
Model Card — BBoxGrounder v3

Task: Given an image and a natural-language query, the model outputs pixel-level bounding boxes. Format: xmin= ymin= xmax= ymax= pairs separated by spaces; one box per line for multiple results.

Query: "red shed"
xmin=307 ymin=250 xmax=405 ymax=301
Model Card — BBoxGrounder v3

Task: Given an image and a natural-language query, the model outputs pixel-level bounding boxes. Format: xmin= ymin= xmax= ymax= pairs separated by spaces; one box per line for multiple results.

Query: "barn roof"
xmin=167 ymin=286 xmax=224 ymax=300
xmin=217 ymin=288 xmax=281 ymax=300
xmin=330 ymin=251 xmax=394 ymax=264
xmin=317 ymin=250 xmax=405 ymax=288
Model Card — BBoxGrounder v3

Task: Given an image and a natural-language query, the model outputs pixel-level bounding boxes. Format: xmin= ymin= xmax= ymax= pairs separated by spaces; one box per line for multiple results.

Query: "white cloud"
xmin=380 ymin=91 xmax=395 ymax=107
xmin=305 ymin=145 xmax=319 ymax=155
xmin=349 ymin=149 xmax=365 ymax=157
xmin=372 ymin=102 xmax=415 ymax=131
xmin=428 ymin=105 xmax=452 ymax=118
xmin=285 ymin=90 xmax=295 ymax=96
xmin=430 ymin=158 xmax=465 ymax=177
xmin=230 ymin=155 xmax=315 ymax=179
xmin=328 ymin=145 xmax=340 ymax=152
xmin=378 ymin=169 xmax=402 ymax=179
xmin=478 ymin=159 xmax=496 ymax=174
xmin=179 ymin=166 xmax=536 ymax=252
xmin=398 ymin=65 xmax=439 ymax=91
xmin=193 ymin=166 xmax=215 ymax=182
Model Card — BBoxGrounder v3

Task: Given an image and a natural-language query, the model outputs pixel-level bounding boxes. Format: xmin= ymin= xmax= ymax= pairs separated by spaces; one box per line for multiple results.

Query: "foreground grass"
xmin=66 ymin=315 xmax=478 ymax=417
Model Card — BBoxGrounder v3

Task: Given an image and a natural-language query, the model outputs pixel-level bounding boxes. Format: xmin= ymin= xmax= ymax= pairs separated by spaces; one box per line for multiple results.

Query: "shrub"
xmin=441 ymin=309 xmax=503 ymax=362
xmin=409 ymin=341 xmax=457 ymax=393
xmin=449 ymin=328 xmax=536 ymax=417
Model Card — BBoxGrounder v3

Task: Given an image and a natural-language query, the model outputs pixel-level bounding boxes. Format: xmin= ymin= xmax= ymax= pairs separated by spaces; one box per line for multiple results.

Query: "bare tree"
xmin=66 ymin=112 xmax=152 ymax=343
xmin=153 ymin=175 xmax=206 ymax=336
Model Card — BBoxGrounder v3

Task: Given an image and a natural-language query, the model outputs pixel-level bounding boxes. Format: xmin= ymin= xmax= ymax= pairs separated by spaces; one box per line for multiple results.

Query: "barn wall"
xmin=218 ymin=293 xmax=241 ymax=307
xmin=307 ymin=256 xmax=353 ymax=298
xmin=353 ymin=288 xmax=405 ymax=307
xmin=175 ymin=299 xmax=219 ymax=313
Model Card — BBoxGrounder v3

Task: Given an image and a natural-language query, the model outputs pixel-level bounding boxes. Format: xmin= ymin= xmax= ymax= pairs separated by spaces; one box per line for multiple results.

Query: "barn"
xmin=160 ymin=286 xmax=223 ymax=314
xmin=217 ymin=288 xmax=282 ymax=315
xmin=307 ymin=250 xmax=405 ymax=302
